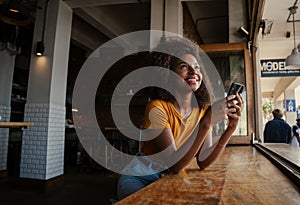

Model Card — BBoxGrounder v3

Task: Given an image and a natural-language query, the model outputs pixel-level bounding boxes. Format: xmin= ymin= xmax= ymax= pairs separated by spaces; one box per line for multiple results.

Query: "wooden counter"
xmin=116 ymin=146 xmax=300 ymax=205
xmin=257 ymin=143 xmax=300 ymax=167
xmin=0 ymin=122 xmax=34 ymax=129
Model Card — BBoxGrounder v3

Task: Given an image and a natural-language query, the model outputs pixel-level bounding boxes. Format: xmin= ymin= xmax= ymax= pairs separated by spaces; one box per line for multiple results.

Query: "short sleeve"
xmin=143 ymin=100 xmax=171 ymax=129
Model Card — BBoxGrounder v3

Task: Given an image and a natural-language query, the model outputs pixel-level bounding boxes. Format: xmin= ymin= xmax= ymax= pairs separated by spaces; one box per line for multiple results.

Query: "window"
xmin=200 ymin=42 xmax=253 ymax=144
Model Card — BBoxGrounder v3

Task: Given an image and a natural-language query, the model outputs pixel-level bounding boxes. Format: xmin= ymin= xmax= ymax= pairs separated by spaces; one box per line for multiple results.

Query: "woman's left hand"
xmin=226 ymin=93 xmax=244 ymax=128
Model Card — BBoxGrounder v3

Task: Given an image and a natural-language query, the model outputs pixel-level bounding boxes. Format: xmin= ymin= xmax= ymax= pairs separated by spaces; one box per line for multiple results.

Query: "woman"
xmin=117 ymin=36 xmax=243 ymax=199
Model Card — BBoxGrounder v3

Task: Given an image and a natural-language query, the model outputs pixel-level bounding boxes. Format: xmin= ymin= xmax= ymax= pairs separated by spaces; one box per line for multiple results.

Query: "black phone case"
xmin=227 ymin=83 xmax=244 ymax=96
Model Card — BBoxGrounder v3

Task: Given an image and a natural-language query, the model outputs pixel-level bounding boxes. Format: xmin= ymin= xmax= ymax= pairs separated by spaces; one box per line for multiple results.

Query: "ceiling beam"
xmin=286 ymin=77 xmax=300 ymax=90
xmin=262 ymin=91 xmax=274 ymax=98
xmin=63 ymin=0 xmax=139 ymax=8
xmin=71 ymin=15 xmax=109 ymax=51
xmin=73 ymin=8 xmax=117 ymax=39
xmin=74 ymin=7 xmax=133 ymax=48
xmin=273 ymin=77 xmax=298 ymax=100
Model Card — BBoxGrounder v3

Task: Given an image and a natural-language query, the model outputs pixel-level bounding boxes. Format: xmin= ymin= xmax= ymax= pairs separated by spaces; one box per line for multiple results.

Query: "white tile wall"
xmin=20 ymin=103 xmax=65 ymax=180
xmin=0 ymin=105 xmax=10 ymax=171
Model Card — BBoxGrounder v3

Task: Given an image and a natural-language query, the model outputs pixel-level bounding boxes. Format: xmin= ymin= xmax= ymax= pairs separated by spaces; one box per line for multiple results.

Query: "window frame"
xmin=200 ymin=42 xmax=254 ymax=144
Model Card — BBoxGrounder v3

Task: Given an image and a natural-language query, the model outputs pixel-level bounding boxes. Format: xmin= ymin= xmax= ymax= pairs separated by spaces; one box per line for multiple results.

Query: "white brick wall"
xmin=0 ymin=105 xmax=10 ymax=171
xmin=20 ymin=103 xmax=65 ymax=180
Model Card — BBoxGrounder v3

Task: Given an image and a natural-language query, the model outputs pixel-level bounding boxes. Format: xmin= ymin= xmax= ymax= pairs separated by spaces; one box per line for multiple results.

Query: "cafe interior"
xmin=1 ymin=0 xmax=300 ymax=204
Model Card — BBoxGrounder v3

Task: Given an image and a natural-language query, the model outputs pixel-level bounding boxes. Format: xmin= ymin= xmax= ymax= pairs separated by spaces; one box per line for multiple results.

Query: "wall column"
xmin=0 ymin=50 xmax=15 ymax=173
xmin=165 ymin=0 xmax=183 ymax=35
xmin=150 ymin=0 xmax=183 ymax=34
xmin=150 ymin=0 xmax=183 ymax=48
xmin=284 ymin=90 xmax=297 ymax=126
xmin=20 ymin=0 xmax=72 ymax=180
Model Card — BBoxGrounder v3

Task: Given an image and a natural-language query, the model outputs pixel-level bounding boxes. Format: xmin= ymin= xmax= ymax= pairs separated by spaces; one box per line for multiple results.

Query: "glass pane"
xmin=207 ymin=50 xmax=247 ymax=136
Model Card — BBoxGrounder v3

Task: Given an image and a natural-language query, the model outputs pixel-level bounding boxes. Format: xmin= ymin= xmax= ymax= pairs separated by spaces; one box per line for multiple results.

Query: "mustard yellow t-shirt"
xmin=142 ymin=99 xmax=207 ymax=148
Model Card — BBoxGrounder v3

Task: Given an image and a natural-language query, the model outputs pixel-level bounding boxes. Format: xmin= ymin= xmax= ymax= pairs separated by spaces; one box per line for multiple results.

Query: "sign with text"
xmin=286 ymin=99 xmax=296 ymax=112
xmin=260 ymin=59 xmax=300 ymax=77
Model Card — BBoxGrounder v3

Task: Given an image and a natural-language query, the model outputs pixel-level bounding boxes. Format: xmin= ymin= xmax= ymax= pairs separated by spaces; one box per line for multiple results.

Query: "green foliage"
xmin=262 ymin=99 xmax=273 ymax=116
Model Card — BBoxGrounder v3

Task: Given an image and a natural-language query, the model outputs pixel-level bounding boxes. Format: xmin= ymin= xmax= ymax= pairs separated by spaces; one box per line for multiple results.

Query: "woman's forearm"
xmin=170 ymin=116 xmax=211 ymax=173
xmin=196 ymin=123 xmax=237 ymax=170
xmin=197 ymin=93 xmax=243 ymax=169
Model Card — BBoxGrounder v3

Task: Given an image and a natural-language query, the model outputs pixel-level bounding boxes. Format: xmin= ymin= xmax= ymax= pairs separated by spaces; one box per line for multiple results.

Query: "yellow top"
xmin=143 ymin=99 xmax=206 ymax=148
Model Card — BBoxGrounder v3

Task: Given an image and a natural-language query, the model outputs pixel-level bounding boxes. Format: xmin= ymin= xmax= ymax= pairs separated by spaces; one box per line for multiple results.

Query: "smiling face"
xmin=173 ymin=54 xmax=203 ymax=92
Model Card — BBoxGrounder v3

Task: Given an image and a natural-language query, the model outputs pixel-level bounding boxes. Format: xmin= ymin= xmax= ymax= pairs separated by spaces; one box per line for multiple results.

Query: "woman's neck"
xmin=174 ymin=92 xmax=192 ymax=109
xmin=174 ymin=92 xmax=193 ymax=119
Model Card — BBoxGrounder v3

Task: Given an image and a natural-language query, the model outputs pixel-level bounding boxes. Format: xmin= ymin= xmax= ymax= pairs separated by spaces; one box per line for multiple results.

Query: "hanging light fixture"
xmin=35 ymin=0 xmax=49 ymax=57
xmin=35 ymin=41 xmax=44 ymax=56
xmin=285 ymin=5 xmax=300 ymax=67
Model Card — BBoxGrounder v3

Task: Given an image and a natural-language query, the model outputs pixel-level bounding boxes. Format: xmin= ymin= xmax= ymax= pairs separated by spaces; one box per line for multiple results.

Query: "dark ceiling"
xmin=0 ymin=0 xmax=37 ymax=26
xmin=0 ymin=0 xmax=232 ymax=48
xmin=186 ymin=0 xmax=229 ymax=44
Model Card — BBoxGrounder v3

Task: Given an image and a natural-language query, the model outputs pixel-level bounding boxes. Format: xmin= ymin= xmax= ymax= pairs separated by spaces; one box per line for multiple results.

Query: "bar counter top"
xmin=116 ymin=146 xmax=300 ymax=205
xmin=0 ymin=122 xmax=34 ymax=128
xmin=258 ymin=143 xmax=300 ymax=167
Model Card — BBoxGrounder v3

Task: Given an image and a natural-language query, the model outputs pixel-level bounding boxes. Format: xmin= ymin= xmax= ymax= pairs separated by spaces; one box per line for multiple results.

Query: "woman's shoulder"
xmin=147 ymin=99 xmax=170 ymax=108
xmin=145 ymin=99 xmax=175 ymax=114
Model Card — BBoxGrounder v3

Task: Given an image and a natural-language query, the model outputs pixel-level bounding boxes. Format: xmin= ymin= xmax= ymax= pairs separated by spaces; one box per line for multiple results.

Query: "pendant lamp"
xmin=285 ymin=6 xmax=300 ymax=67
xmin=0 ymin=0 xmax=33 ymax=26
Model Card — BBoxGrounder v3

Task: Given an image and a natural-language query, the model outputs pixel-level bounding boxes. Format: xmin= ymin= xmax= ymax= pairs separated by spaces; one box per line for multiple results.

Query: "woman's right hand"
xmin=226 ymin=93 xmax=243 ymax=129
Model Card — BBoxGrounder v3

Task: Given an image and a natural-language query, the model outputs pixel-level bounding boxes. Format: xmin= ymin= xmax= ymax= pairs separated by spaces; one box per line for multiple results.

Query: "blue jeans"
xmin=117 ymin=153 xmax=169 ymax=200
xmin=117 ymin=172 xmax=162 ymax=200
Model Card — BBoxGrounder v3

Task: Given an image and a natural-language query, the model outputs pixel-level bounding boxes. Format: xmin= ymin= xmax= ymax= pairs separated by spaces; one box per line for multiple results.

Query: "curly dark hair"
xmin=149 ymin=36 xmax=214 ymax=109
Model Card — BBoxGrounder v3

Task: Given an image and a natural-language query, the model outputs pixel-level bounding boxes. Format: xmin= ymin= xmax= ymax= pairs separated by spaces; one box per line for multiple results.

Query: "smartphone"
xmin=227 ymin=82 xmax=244 ymax=96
